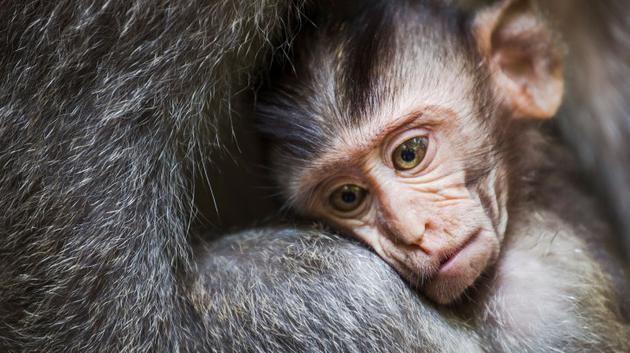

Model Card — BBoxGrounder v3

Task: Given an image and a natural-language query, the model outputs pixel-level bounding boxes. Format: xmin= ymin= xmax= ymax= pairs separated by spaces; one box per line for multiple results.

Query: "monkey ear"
xmin=473 ymin=0 xmax=563 ymax=119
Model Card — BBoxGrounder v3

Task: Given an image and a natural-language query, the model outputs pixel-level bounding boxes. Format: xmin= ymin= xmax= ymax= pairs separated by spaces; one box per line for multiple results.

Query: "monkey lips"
xmin=423 ymin=229 xmax=499 ymax=304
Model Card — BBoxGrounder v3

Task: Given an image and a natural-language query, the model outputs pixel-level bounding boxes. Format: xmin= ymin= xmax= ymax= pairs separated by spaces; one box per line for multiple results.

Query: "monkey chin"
xmin=424 ymin=231 xmax=499 ymax=305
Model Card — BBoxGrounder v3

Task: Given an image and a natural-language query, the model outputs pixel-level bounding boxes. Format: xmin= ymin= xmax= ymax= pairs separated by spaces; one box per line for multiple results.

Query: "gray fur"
xmin=0 ymin=0 xmax=301 ymax=351
xmin=196 ymin=228 xmax=484 ymax=353
xmin=0 ymin=0 xmax=628 ymax=353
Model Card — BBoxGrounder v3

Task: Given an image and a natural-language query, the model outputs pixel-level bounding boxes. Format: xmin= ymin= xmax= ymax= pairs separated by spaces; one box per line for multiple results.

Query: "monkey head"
xmin=257 ymin=0 xmax=563 ymax=304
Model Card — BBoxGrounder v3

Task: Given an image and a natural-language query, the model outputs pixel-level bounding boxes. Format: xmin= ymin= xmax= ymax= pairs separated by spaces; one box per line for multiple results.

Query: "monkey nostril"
xmin=413 ymin=223 xmax=431 ymax=245
xmin=392 ymin=230 xmax=425 ymax=248
xmin=409 ymin=223 xmax=431 ymax=244
xmin=406 ymin=232 xmax=430 ymax=253
xmin=407 ymin=234 xmax=425 ymax=248
xmin=406 ymin=226 xmax=426 ymax=247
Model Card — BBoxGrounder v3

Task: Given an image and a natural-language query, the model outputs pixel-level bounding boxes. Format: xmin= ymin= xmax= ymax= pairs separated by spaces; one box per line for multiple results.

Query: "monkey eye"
xmin=392 ymin=136 xmax=429 ymax=171
xmin=329 ymin=184 xmax=368 ymax=215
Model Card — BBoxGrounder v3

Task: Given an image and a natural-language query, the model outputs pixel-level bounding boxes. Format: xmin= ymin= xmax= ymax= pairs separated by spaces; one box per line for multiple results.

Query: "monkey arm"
xmin=195 ymin=228 xmax=483 ymax=353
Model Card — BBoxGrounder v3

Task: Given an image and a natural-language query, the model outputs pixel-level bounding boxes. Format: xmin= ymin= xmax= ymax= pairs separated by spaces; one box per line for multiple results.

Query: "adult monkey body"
xmin=0 ymin=1 xmax=303 ymax=351
xmin=0 ymin=2 xmax=627 ymax=353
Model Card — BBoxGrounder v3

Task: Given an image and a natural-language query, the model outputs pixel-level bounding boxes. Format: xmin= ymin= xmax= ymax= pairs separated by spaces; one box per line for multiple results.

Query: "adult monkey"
xmin=0 ymin=2 xmax=627 ymax=353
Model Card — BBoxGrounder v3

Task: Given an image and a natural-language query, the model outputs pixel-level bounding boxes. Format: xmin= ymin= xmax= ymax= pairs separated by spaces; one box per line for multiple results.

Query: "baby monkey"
xmin=257 ymin=0 xmax=626 ymax=311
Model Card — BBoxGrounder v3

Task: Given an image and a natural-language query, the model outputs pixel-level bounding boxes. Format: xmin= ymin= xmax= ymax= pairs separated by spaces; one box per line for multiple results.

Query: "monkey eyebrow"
xmin=357 ymin=104 xmax=457 ymax=154
xmin=350 ymin=104 xmax=455 ymax=155
xmin=369 ymin=110 xmax=426 ymax=149
xmin=348 ymin=109 xmax=428 ymax=160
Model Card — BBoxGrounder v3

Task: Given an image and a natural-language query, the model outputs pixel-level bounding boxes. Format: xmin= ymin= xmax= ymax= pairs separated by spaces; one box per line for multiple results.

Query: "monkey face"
xmin=260 ymin=0 xmax=563 ymax=305
xmin=292 ymin=104 xmax=508 ymax=305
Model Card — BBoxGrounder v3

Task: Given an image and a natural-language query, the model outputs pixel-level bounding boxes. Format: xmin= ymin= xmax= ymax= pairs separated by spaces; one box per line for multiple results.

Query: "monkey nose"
xmin=400 ymin=233 xmax=424 ymax=247
xmin=394 ymin=223 xmax=427 ymax=248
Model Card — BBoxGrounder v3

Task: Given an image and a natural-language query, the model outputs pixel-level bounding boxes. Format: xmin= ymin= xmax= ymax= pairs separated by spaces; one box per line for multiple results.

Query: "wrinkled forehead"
xmin=307 ymin=13 xmax=473 ymax=142
xmin=274 ymin=3 xmax=479 ymax=202
xmin=305 ymin=4 xmax=475 ymax=147
xmin=330 ymin=48 xmax=476 ymax=157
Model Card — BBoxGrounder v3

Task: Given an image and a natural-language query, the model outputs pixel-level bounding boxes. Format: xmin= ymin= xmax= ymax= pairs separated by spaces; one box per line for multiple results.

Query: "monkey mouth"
xmin=437 ymin=229 xmax=481 ymax=273
xmin=422 ymin=229 xmax=492 ymax=304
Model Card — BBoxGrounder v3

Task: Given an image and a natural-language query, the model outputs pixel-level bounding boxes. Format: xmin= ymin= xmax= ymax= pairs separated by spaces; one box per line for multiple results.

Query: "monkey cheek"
xmin=423 ymin=234 xmax=497 ymax=305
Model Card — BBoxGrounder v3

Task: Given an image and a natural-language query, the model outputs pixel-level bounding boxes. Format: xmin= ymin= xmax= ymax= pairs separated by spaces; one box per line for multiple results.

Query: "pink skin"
xmin=296 ymin=107 xmax=503 ymax=305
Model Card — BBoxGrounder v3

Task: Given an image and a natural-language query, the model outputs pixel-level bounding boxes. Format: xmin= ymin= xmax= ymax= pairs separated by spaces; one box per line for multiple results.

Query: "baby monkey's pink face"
xmin=295 ymin=106 xmax=507 ymax=305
